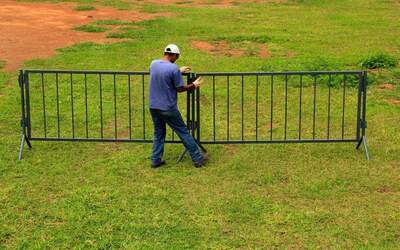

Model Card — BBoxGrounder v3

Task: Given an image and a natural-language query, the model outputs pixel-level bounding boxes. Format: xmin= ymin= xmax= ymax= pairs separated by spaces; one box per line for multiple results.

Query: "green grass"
xmin=74 ymin=24 xmax=109 ymax=33
xmin=94 ymin=19 xmax=135 ymax=26
xmin=1 ymin=0 xmax=400 ymax=248
xmin=74 ymin=5 xmax=96 ymax=11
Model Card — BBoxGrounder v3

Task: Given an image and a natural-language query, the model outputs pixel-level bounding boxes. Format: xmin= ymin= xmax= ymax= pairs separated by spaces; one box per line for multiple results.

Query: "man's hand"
xmin=193 ymin=77 xmax=203 ymax=88
xmin=180 ymin=66 xmax=191 ymax=74
xmin=176 ymin=76 xmax=203 ymax=92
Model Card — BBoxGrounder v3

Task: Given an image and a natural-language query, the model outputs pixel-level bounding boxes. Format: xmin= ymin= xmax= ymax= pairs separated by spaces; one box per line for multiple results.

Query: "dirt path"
xmin=0 ymin=0 xmax=165 ymax=71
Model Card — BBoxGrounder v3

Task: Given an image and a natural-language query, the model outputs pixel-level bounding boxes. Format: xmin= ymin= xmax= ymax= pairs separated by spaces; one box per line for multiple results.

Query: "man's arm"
xmin=176 ymin=83 xmax=196 ymax=93
xmin=176 ymin=76 xmax=203 ymax=93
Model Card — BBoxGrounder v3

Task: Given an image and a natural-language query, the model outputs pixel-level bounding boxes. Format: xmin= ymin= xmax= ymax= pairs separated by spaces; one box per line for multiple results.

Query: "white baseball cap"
xmin=164 ymin=44 xmax=180 ymax=54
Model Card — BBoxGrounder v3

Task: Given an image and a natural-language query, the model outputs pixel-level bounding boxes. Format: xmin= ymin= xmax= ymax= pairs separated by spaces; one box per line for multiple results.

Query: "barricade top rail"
xmin=22 ymin=69 xmax=150 ymax=75
xmin=22 ymin=69 xmax=365 ymax=75
xmin=196 ymin=70 xmax=365 ymax=76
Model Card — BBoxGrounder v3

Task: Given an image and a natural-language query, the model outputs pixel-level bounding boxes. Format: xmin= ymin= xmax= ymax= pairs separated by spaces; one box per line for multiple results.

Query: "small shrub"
xmin=74 ymin=5 xmax=96 ymax=11
xmin=360 ymin=53 xmax=397 ymax=69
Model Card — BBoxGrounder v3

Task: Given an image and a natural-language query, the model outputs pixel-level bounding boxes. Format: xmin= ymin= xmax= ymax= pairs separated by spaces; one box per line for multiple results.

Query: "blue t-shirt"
xmin=149 ymin=60 xmax=184 ymax=111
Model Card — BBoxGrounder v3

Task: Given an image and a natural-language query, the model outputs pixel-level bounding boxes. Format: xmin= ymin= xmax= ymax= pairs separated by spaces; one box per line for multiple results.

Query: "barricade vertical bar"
xmin=18 ymin=70 xmax=31 ymax=160
xmin=255 ymin=75 xmax=259 ymax=141
xmin=114 ymin=74 xmax=117 ymax=139
xmin=128 ymin=74 xmax=132 ymax=139
xmin=19 ymin=71 xmax=25 ymax=129
xmin=196 ymin=82 xmax=207 ymax=153
xmin=212 ymin=75 xmax=216 ymax=142
xmin=299 ymin=75 xmax=302 ymax=140
xmin=196 ymin=85 xmax=201 ymax=143
xmin=19 ymin=71 xmax=25 ymax=127
xmin=270 ymin=75 xmax=274 ymax=140
xmin=227 ymin=75 xmax=230 ymax=141
xmin=186 ymin=74 xmax=207 ymax=153
xmin=191 ymin=80 xmax=195 ymax=138
xmin=356 ymin=71 xmax=370 ymax=160
xmin=284 ymin=74 xmax=288 ymax=140
xmin=41 ymin=73 xmax=47 ymax=138
xmin=362 ymin=71 xmax=370 ymax=160
xmin=24 ymin=71 xmax=31 ymax=139
xmin=356 ymin=73 xmax=362 ymax=141
xmin=178 ymin=74 xmax=192 ymax=162
xmin=186 ymin=75 xmax=190 ymax=130
xmin=241 ymin=75 xmax=244 ymax=141
xmin=142 ymin=74 xmax=146 ymax=140
xmin=56 ymin=73 xmax=60 ymax=138
xmin=327 ymin=74 xmax=331 ymax=139
xmin=342 ymin=74 xmax=346 ymax=139
xmin=84 ymin=73 xmax=89 ymax=138
xmin=99 ymin=74 xmax=103 ymax=138
xmin=18 ymin=71 xmax=25 ymax=160
xmin=70 ymin=73 xmax=75 ymax=138
xmin=313 ymin=75 xmax=316 ymax=139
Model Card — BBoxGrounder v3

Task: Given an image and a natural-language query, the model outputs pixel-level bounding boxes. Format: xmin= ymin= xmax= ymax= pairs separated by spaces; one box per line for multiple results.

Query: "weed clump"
xmin=360 ymin=53 xmax=397 ymax=69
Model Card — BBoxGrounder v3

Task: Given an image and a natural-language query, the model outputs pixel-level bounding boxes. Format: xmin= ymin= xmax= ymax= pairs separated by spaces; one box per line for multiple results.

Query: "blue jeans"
xmin=150 ymin=108 xmax=203 ymax=164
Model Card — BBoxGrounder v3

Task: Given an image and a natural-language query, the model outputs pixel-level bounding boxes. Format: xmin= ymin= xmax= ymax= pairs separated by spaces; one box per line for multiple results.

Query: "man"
xmin=149 ymin=44 xmax=208 ymax=168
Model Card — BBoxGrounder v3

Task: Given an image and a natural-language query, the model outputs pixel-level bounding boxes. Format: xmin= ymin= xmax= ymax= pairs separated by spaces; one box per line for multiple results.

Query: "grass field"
xmin=1 ymin=0 xmax=400 ymax=248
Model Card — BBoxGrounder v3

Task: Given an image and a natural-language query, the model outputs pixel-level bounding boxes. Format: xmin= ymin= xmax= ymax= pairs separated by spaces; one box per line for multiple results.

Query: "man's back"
xmin=149 ymin=59 xmax=184 ymax=111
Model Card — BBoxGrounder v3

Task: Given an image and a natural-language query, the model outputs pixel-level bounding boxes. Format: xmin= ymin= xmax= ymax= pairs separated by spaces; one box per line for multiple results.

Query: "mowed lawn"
xmin=1 ymin=0 xmax=400 ymax=248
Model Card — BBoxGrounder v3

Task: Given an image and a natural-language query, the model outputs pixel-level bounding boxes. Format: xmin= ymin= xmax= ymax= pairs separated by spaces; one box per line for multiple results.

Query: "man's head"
xmin=163 ymin=44 xmax=180 ymax=63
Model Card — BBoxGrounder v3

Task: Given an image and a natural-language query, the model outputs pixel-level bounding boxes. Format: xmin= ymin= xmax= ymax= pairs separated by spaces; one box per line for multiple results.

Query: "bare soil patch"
xmin=258 ymin=44 xmax=271 ymax=58
xmin=386 ymin=98 xmax=400 ymax=105
xmin=378 ymin=83 xmax=395 ymax=90
xmin=287 ymin=51 xmax=296 ymax=58
xmin=0 ymin=0 xmax=166 ymax=71
xmin=376 ymin=185 xmax=396 ymax=193
xmin=191 ymin=40 xmax=270 ymax=58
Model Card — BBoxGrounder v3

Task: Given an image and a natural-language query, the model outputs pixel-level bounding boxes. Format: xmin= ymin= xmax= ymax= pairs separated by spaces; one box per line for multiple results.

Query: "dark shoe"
xmin=193 ymin=155 xmax=208 ymax=168
xmin=151 ymin=160 xmax=166 ymax=168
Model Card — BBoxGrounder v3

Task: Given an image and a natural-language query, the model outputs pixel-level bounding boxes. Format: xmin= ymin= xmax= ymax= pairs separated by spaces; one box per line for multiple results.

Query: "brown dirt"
xmin=376 ymin=185 xmax=396 ymax=193
xmin=258 ymin=44 xmax=271 ymax=58
xmin=378 ymin=83 xmax=395 ymax=90
xmin=192 ymin=40 xmax=216 ymax=52
xmin=0 ymin=0 xmax=166 ymax=71
xmin=223 ymin=144 xmax=239 ymax=154
xmin=216 ymin=40 xmax=245 ymax=57
xmin=191 ymin=40 xmax=270 ymax=58
xmin=386 ymin=98 xmax=400 ymax=105
xmin=287 ymin=51 xmax=296 ymax=58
